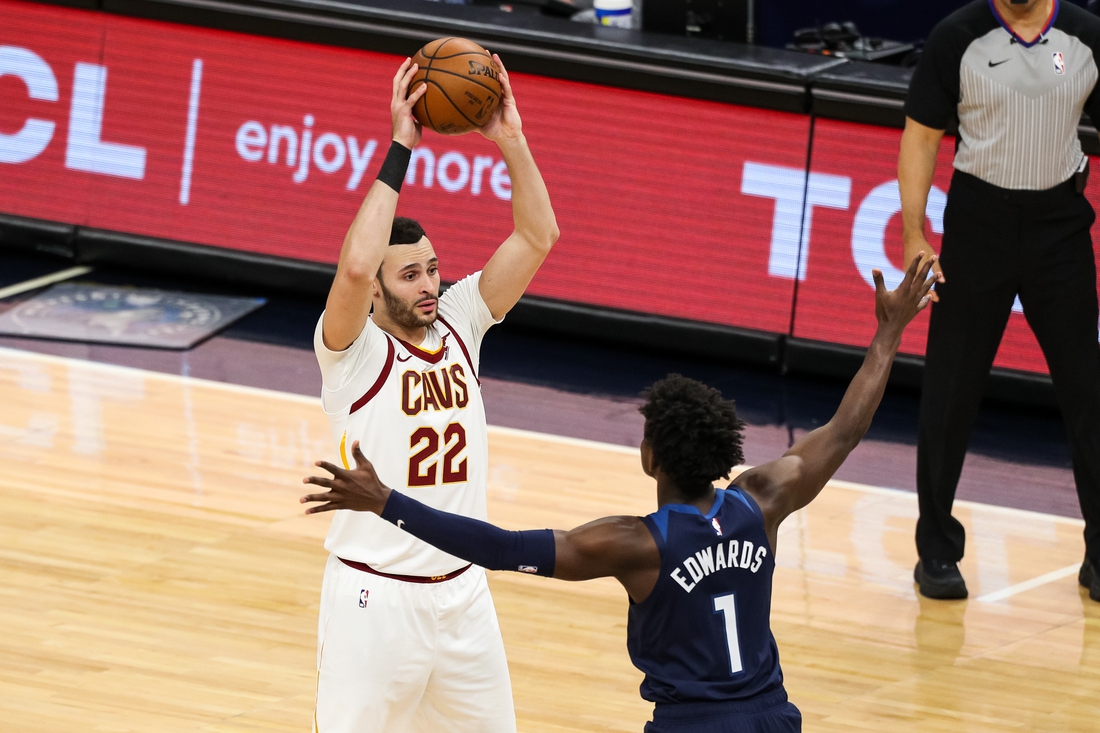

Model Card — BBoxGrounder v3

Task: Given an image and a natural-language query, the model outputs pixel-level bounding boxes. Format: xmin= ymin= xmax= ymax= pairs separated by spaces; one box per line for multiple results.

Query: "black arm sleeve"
xmin=904 ymin=21 xmax=963 ymax=131
xmin=381 ymin=490 xmax=557 ymax=577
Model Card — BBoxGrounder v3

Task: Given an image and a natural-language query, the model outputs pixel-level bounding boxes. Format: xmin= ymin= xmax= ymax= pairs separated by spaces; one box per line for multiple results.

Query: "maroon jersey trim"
xmin=436 ymin=315 xmax=480 ymax=387
xmin=349 ymin=337 xmax=396 ymax=415
xmin=339 ymin=556 xmax=472 ymax=583
xmin=395 ymin=333 xmax=448 ymax=364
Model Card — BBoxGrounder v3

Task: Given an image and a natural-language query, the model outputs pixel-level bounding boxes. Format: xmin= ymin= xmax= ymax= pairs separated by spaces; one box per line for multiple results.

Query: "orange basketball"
xmin=409 ymin=38 xmax=502 ymax=135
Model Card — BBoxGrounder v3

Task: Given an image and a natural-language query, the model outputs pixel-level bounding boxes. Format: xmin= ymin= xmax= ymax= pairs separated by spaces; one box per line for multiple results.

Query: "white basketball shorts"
xmin=313 ymin=554 xmax=516 ymax=733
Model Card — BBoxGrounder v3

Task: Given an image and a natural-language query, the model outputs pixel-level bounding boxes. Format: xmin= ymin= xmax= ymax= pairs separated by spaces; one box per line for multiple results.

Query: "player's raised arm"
xmin=301 ymin=442 xmax=659 ymax=591
xmin=476 ymin=54 xmax=560 ymax=321
xmin=737 ymin=254 xmax=941 ymax=546
xmin=321 ymin=59 xmax=428 ymax=351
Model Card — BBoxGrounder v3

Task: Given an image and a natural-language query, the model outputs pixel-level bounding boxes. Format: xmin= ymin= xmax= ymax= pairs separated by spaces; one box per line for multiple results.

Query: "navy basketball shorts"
xmin=644 ymin=689 xmax=801 ymax=733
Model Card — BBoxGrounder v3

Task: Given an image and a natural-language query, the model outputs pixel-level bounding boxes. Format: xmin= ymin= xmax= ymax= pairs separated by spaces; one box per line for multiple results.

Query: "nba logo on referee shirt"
xmin=359 ymin=590 xmax=369 ymax=608
xmin=1053 ymin=52 xmax=1066 ymax=75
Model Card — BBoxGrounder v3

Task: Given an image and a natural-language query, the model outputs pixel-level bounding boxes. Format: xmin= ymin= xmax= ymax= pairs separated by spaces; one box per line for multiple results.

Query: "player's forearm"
xmin=829 ymin=327 xmax=901 ymax=449
xmin=336 ymin=179 xmax=400 ymax=283
xmin=498 ymin=135 xmax=559 ymax=250
xmin=898 ymin=118 xmax=942 ymax=244
xmin=381 ymin=490 xmax=557 ymax=577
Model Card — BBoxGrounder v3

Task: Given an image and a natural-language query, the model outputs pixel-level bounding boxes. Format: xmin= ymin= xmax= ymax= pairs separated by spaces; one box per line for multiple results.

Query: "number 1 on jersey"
xmin=713 ymin=593 xmax=744 ymax=675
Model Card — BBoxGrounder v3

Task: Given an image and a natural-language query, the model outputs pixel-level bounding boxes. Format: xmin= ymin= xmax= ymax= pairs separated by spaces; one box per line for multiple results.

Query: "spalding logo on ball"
xmin=409 ymin=38 xmax=502 ymax=135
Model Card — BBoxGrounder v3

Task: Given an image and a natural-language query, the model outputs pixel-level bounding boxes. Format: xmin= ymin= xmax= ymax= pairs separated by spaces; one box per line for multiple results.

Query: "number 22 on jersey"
xmin=408 ymin=423 xmax=468 ymax=487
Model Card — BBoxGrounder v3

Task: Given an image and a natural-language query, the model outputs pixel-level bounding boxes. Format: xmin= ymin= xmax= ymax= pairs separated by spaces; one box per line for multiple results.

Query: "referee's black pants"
xmin=916 ymin=170 xmax=1100 ymax=565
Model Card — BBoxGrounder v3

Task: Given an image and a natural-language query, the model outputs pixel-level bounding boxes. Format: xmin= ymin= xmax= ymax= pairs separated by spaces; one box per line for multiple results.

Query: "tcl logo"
xmin=742 ymin=161 xmax=1025 ymax=313
xmin=0 ymin=45 xmax=146 ymax=179
xmin=741 ymin=161 xmax=946 ymax=288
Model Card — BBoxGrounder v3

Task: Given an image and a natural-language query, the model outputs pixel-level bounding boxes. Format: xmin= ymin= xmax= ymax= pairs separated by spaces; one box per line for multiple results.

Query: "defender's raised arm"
xmin=737 ymin=254 xmax=942 ymax=547
xmin=321 ymin=59 xmax=427 ymax=351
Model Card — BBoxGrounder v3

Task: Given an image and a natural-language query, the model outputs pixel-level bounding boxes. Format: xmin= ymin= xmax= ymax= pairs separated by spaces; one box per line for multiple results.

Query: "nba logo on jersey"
xmin=711 ymin=518 xmax=723 ymax=536
xmin=1053 ymin=52 xmax=1066 ymax=75
xmin=359 ymin=589 xmax=369 ymax=608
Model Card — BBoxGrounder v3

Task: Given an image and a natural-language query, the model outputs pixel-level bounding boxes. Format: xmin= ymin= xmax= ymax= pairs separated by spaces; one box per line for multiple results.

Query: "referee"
xmin=900 ymin=0 xmax=1100 ymax=600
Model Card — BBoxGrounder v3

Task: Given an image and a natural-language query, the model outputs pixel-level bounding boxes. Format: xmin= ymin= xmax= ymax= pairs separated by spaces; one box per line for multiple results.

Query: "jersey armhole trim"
xmin=728 ymin=484 xmax=764 ymax=522
xmin=704 ymin=489 xmax=726 ymax=520
xmin=349 ymin=337 xmax=396 ymax=415
xmin=640 ymin=513 xmax=667 ymax=548
xmin=437 ymin=314 xmax=481 ymax=386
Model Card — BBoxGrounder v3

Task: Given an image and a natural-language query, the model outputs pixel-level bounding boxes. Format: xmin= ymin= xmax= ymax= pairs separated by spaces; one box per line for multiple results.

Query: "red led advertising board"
xmin=796 ymin=118 xmax=1100 ymax=375
xmin=0 ymin=0 xmax=806 ymax=335
xmin=3 ymin=0 xmax=1099 ymax=376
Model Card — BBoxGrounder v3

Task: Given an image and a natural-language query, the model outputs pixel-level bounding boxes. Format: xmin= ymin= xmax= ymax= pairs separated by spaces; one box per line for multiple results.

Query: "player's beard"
xmin=378 ymin=277 xmax=438 ymax=330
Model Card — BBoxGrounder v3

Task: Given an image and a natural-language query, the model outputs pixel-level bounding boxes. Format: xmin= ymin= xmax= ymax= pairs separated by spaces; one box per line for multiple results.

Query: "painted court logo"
xmin=1053 ymin=52 xmax=1066 ymax=75
xmin=359 ymin=590 xmax=369 ymax=608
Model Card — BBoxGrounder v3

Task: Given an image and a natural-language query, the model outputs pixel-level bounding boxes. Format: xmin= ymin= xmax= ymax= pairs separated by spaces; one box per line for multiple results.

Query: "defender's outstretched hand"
xmin=478 ymin=54 xmax=522 ymax=142
xmin=872 ymin=253 xmax=942 ymax=337
xmin=392 ymin=58 xmax=427 ymax=149
xmin=301 ymin=441 xmax=391 ymax=515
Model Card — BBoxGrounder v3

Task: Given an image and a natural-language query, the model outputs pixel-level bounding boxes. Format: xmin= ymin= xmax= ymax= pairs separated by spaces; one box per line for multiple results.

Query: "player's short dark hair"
xmin=390 ymin=217 xmax=426 ymax=246
xmin=639 ymin=375 xmax=745 ymax=499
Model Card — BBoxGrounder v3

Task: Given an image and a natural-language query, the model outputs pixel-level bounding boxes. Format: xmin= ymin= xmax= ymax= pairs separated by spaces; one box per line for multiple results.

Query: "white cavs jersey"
xmin=314 ymin=272 xmax=499 ymax=576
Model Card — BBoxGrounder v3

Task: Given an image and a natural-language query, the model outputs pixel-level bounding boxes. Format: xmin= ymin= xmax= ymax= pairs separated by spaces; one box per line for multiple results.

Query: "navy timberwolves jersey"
xmin=627 ymin=487 xmax=784 ymax=704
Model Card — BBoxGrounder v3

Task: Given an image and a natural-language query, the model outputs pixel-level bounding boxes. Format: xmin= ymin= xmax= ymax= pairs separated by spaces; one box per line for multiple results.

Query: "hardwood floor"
xmin=1 ymin=347 xmax=1096 ymax=732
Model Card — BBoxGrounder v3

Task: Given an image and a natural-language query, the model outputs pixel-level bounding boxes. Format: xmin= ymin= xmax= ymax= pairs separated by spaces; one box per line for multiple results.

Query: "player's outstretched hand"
xmin=392 ymin=58 xmax=427 ymax=149
xmin=301 ymin=441 xmax=391 ymax=515
xmin=478 ymin=53 xmax=522 ymax=142
xmin=872 ymin=252 xmax=942 ymax=338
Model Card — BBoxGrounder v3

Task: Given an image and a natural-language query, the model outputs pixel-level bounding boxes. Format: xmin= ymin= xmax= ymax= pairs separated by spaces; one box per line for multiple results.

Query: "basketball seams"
xmin=421 ymin=37 xmax=458 ymax=60
xmin=419 ymin=78 xmax=485 ymax=130
xmin=416 ymin=40 xmax=450 ymax=135
xmin=421 ymin=83 xmax=439 ymax=136
xmin=424 ymin=50 xmax=493 ymax=62
xmin=410 ymin=38 xmax=500 ymax=133
xmin=422 ymin=67 xmax=501 ymax=98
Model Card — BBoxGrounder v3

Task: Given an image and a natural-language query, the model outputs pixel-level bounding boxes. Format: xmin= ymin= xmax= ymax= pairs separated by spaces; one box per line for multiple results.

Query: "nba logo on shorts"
xmin=1053 ymin=52 xmax=1066 ymax=75
xmin=359 ymin=589 xmax=369 ymax=608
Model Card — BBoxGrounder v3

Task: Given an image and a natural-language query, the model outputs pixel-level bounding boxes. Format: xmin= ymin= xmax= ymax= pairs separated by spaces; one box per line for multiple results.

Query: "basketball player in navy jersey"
xmin=302 ymin=253 xmax=941 ymax=732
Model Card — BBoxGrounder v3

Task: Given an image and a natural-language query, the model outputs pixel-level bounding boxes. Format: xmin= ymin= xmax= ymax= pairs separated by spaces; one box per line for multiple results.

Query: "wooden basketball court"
xmin=1 ymin=346 xmax=1097 ymax=732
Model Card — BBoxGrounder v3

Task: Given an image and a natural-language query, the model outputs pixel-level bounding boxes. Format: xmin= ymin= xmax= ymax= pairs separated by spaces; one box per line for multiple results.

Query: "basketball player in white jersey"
xmin=309 ymin=56 xmax=557 ymax=732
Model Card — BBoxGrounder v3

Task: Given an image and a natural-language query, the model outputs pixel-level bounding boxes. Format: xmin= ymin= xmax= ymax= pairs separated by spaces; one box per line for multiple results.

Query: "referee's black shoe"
xmin=914 ymin=559 xmax=968 ymax=599
xmin=1079 ymin=557 xmax=1100 ymax=602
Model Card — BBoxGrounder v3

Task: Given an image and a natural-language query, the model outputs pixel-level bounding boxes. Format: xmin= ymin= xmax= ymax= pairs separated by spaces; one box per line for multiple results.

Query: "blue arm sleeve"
xmin=380 ymin=491 xmax=556 ymax=577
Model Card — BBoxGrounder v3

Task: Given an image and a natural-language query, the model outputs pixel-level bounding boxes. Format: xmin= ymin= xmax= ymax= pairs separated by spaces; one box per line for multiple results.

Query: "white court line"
xmin=828 ymin=477 xmax=1084 ymax=527
xmin=0 ymin=344 xmax=1084 ymax=531
xmin=0 ymin=266 xmax=93 ymax=301
xmin=178 ymin=58 xmax=203 ymax=205
xmin=486 ymin=424 xmax=639 ymax=456
xmin=0 ymin=345 xmax=1086 ymax=600
xmin=976 ymin=564 xmax=1080 ymax=603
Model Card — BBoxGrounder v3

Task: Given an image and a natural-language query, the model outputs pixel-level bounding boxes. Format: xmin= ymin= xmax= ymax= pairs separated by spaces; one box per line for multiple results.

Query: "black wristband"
xmin=378 ymin=141 xmax=412 ymax=193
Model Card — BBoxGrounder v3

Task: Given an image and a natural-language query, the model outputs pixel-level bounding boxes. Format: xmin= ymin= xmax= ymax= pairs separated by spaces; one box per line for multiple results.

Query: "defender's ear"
xmin=640 ymin=439 xmax=657 ymax=478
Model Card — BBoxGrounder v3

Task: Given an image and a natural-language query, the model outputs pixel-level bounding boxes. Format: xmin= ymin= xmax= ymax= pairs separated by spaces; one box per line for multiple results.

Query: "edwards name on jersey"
xmin=629 ymin=487 xmax=785 ymax=704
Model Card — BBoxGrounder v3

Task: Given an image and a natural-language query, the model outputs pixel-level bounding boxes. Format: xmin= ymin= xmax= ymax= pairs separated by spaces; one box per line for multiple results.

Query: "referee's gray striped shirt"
xmin=906 ymin=1 xmax=1100 ymax=191
xmin=957 ymin=27 xmax=1094 ymax=189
